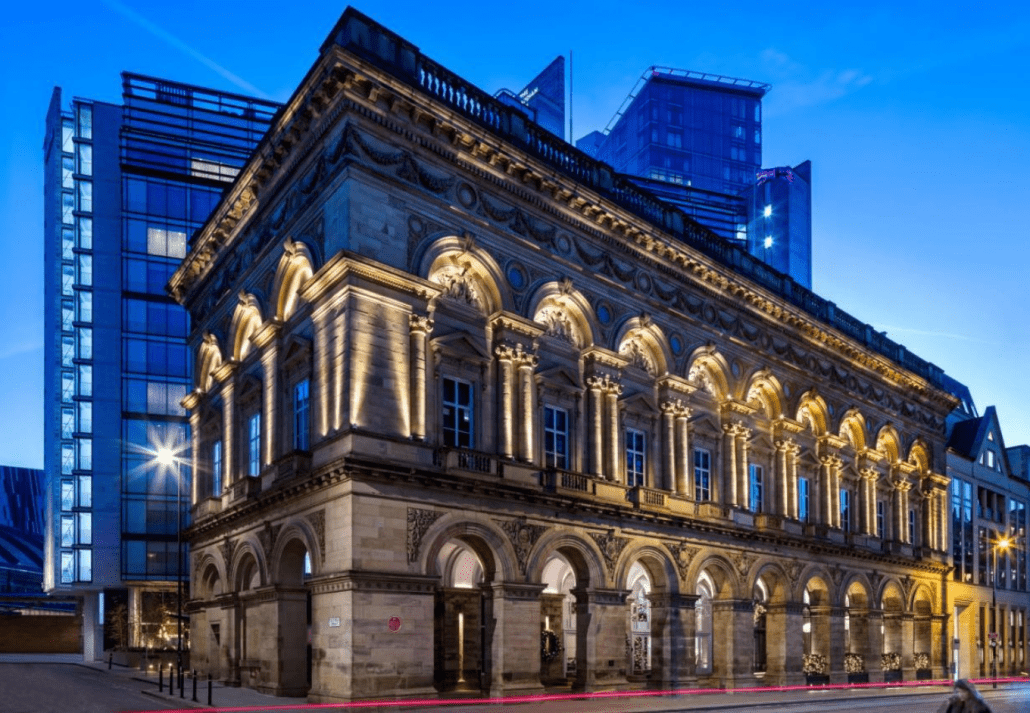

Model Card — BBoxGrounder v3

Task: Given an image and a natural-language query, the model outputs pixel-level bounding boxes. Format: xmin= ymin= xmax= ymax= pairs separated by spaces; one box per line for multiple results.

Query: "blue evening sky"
xmin=2 ymin=1 xmax=1028 ymax=469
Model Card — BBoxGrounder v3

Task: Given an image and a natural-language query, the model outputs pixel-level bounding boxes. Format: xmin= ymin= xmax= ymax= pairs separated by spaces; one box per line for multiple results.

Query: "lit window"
xmin=798 ymin=477 xmax=810 ymax=522
xmin=248 ymin=413 xmax=261 ymax=477
xmin=77 ymin=513 xmax=92 ymax=545
xmin=749 ymin=464 xmax=764 ymax=513
xmin=841 ymin=489 xmax=851 ymax=533
xmin=77 ymin=476 xmax=91 ymax=508
xmin=78 ymin=181 xmax=92 ymax=213
xmin=77 ymin=364 xmax=92 ymax=397
xmin=62 ymin=301 xmax=74 ymax=332
xmin=293 ymin=379 xmax=310 ymax=451
xmin=442 ymin=377 xmax=473 ymax=448
xmin=61 ymin=480 xmax=75 ymax=510
xmin=61 ymin=516 xmax=74 ymax=547
xmin=76 ymin=104 xmax=92 ymax=140
xmin=77 ymin=144 xmax=92 ymax=176
xmin=77 ymin=327 xmax=92 ymax=360
xmin=77 ymin=438 xmax=92 ymax=470
xmin=764 ymin=236 xmax=773 ymax=249
xmin=77 ymin=291 xmax=92 ymax=322
xmin=763 ymin=205 xmax=772 ymax=218
xmin=77 ymin=550 xmax=92 ymax=582
xmin=694 ymin=448 xmax=711 ymax=501
xmin=62 ymin=192 xmax=74 ymax=225
xmin=77 ymin=217 xmax=92 ymax=250
xmin=626 ymin=429 xmax=646 ymax=487
xmin=77 ymin=401 xmax=92 ymax=433
xmin=62 ymin=408 xmax=75 ymax=439
xmin=62 ymin=264 xmax=74 ymax=296
xmin=77 ymin=254 xmax=92 ymax=286
xmin=987 ymin=451 xmax=995 ymax=469
xmin=60 ymin=552 xmax=74 ymax=583
xmin=212 ymin=440 xmax=223 ymax=496
xmin=61 ymin=444 xmax=74 ymax=475
xmin=544 ymin=406 xmax=568 ymax=469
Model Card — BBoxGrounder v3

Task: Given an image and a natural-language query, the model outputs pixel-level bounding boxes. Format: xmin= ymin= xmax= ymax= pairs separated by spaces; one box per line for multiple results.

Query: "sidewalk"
xmin=6 ymin=655 xmax=1022 ymax=713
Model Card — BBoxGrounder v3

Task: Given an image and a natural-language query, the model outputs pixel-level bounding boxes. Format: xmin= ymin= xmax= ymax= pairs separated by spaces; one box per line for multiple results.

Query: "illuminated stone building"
xmin=171 ymin=8 xmax=958 ymax=701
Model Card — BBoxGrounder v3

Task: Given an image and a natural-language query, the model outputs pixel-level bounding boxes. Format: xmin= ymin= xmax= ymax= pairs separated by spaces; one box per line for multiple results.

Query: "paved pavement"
xmin=3 ymin=654 xmax=1028 ymax=712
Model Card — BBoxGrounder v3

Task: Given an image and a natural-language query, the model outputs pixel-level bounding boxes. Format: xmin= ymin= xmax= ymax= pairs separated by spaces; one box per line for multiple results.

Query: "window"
xmin=694 ymin=448 xmax=711 ymax=501
xmin=666 ymin=130 xmax=682 ymax=148
xmin=908 ymin=508 xmax=916 ymax=545
xmin=77 ymin=327 xmax=92 ymax=360
xmin=62 ymin=372 xmax=75 ymax=401
xmin=626 ymin=429 xmax=646 ymax=487
xmin=76 ymin=104 xmax=92 ymax=140
xmin=77 ymin=513 xmax=92 ymax=545
xmin=248 ymin=413 xmax=261 ymax=477
xmin=77 ymin=144 xmax=92 ymax=176
xmin=543 ymin=406 xmax=568 ymax=469
xmin=62 ymin=264 xmax=74 ymax=296
xmin=77 ymin=476 xmax=91 ymax=508
xmin=61 ymin=516 xmax=74 ymax=547
xmin=77 ymin=550 xmax=92 ymax=582
xmin=841 ymin=489 xmax=851 ymax=533
xmin=77 ymin=254 xmax=92 ymax=286
xmin=749 ymin=464 xmax=763 ymax=513
xmin=77 ymin=291 xmax=92 ymax=322
xmin=78 ymin=364 xmax=92 ymax=396
xmin=61 ymin=481 xmax=74 ymax=511
xmin=62 ymin=301 xmax=74 ymax=332
xmin=212 ymin=440 xmax=223 ymax=496
xmin=61 ymin=408 xmax=74 ymax=439
xmin=987 ymin=451 xmax=996 ymax=469
xmin=877 ymin=500 xmax=886 ymax=539
xmin=798 ymin=477 xmax=810 ymax=522
xmin=77 ymin=217 xmax=92 ymax=250
xmin=61 ymin=335 xmax=75 ymax=366
xmin=78 ymin=181 xmax=92 ymax=213
xmin=60 ymin=552 xmax=74 ymax=583
xmin=77 ymin=438 xmax=92 ymax=470
xmin=293 ymin=379 xmax=310 ymax=451
xmin=442 ymin=377 xmax=473 ymax=448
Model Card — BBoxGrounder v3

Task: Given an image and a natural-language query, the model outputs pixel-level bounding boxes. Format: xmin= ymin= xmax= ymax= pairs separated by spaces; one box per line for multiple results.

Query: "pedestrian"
xmin=937 ymin=679 xmax=993 ymax=713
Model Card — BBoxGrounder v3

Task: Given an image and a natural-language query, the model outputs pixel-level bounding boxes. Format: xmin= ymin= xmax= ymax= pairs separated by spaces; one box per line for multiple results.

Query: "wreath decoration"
xmin=541 ymin=630 xmax=561 ymax=662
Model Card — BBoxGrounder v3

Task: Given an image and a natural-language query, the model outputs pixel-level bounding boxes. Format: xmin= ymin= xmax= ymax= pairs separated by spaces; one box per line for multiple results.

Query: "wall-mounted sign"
xmin=388 ymin=616 xmax=401 ymax=632
xmin=329 ymin=617 xmax=341 ymax=628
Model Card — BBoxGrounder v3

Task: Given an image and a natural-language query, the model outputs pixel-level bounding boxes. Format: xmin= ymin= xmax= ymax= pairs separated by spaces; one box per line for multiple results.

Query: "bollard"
xmin=207 ymin=672 xmax=212 ymax=706
xmin=108 ymin=652 xmax=112 ymax=670
xmin=179 ymin=666 xmax=184 ymax=698
xmin=169 ymin=664 xmax=175 ymax=696
xmin=192 ymin=669 xmax=198 ymax=702
xmin=158 ymin=664 xmax=163 ymax=693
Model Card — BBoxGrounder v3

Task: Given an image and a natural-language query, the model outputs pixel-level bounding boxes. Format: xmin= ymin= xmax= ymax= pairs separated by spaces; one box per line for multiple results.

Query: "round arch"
xmin=612 ymin=541 xmax=679 ymax=595
xmin=196 ymin=333 xmax=223 ymax=392
xmin=271 ymin=239 xmax=316 ymax=321
xmin=743 ymin=370 xmax=786 ymax=419
xmin=419 ymin=237 xmax=509 ymax=315
xmin=230 ymin=540 xmax=266 ymax=592
xmin=418 ymin=513 xmax=518 ymax=584
xmin=908 ymin=439 xmax=931 ymax=474
xmin=685 ymin=347 xmax=732 ymax=401
xmin=796 ymin=391 xmax=830 ymax=436
xmin=525 ymin=530 xmax=606 ymax=590
xmin=527 ymin=281 xmax=598 ymax=349
xmin=270 ymin=518 xmax=322 ymax=583
xmin=838 ymin=409 xmax=867 ymax=451
xmin=875 ymin=425 xmax=902 ymax=464
xmin=614 ymin=317 xmax=672 ymax=378
xmin=688 ymin=554 xmax=740 ymax=599
xmin=229 ymin=293 xmax=265 ymax=361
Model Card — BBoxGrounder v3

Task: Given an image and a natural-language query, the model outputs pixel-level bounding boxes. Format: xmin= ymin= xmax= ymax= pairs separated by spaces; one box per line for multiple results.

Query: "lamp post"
xmin=991 ymin=533 xmax=1010 ymax=688
xmin=156 ymin=447 xmax=184 ymax=676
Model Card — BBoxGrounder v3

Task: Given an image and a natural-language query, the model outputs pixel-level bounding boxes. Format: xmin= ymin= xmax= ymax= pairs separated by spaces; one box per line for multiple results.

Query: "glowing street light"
xmin=991 ymin=534 xmax=1011 ymax=688
xmin=151 ymin=445 xmax=185 ymax=680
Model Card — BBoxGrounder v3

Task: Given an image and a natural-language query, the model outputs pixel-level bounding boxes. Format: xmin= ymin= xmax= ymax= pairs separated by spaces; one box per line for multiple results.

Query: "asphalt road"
xmin=0 ymin=663 xmax=178 ymax=713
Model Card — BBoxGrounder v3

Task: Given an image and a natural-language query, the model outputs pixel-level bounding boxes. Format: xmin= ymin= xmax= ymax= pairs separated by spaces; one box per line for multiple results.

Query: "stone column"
xmin=860 ymin=468 xmax=878 ymax=535
xmin=408 ymin=315 xmax=433 ymax=441
xmin=774 ymin=441 xmax=789 ymax=517
xmin=675 ymin=408 xmax=691 ymax=497
xmin=495 ymin=346 xmax=515 ymax=459
xmin=661 ymin=402 xmax=676 ymax=492
xmin=220 ymin=378 xmax=235 ymax=487
xmin=574 ymin=588 xmax=629 ymax=690
xmin=485 ymin=582 xmax=546 ymax=695
xmin=901 ymin=614 xmax=915 ymax=678
xmin=189 ymin=407 xmax=201 ymax=504
xmin=766 ymin=602 xmax=805 ymax=686
xmin=849 ymin=608 xmax=871 ymax=677
xmin=723 ymin=424 xmax=739 ymax=507
xmin=586 ymin=377 xmax=604 ymax=478
xmin=516 ymin=350 xmax=538 ymax=463
xmin=648 ymin=592 xmax=698 ymax=688
xmin=819 ymin=456 xmax=835 ymax=528
xmin=711 ymin=599 xmax=756 ymax=688
xmin=867 ymin=610 xmax=885 ymax=683
xmin=828 ymin=606 xmax=847 ymax=683
xmin=260 ymin=339 xmax=279 ymax=469
xmin=787 ymin=443 xmax=800 ymax=519
xmin=737 ymin=429 xmax=751 ymax=510
xmin=604 ymin=379 xmax=622 ymax=483
xmin=311 ymin=308 xmax=329 ymax=439
xmin=899 ymin=481 xmax=912 ymax=543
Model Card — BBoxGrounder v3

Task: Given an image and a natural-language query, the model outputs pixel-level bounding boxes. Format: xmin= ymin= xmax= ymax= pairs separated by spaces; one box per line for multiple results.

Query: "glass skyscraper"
xmin=42 ymin=74 xmax=277 ymax=659
xmin=495 ymin=56 xmax=566 ymax=140
xmin=578 ymin=67 xmax=812 ymax=288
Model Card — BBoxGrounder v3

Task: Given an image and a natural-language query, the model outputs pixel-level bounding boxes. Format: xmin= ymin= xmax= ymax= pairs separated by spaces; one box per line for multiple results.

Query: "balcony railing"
xmin=627 ymin=485 xmax=668 ymax=509
xmin=433 ymin=447 xmax=496 ymax=475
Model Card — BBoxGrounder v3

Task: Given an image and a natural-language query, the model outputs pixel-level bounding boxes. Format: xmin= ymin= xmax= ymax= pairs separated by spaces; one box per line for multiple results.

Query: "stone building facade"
xmin=170 ymin=9 xmax=957 ymax=702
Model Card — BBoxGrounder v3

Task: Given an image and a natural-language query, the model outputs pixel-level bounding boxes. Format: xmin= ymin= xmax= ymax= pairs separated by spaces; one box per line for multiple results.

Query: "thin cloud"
xmin=0 ymin=341 xmax=42 ymax=362
xmin=760 ymin=48 xmax=873 ymax=116
xmin=874 ymin=324 xmax=997 ymax=347
xmin=101 ymin=0 xmax=271 ymax=100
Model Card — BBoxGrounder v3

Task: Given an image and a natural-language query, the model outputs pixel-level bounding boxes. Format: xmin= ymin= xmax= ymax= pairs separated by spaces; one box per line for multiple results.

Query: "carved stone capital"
xmin=409 ymin=314 xmax=434 ymax=335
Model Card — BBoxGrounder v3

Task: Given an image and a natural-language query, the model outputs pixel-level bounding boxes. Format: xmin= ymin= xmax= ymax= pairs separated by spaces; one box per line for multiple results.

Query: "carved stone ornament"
xmin=829 ymin=565 xmax=845 ymax=589
xmin=590 ymin=530 xmax=630 ymax=577
xmin=257 ymin=522 xmax=282 ymax=563
xmin=496 ymin=518 xmax=548 ymax=575
xmin=407 ymin=508 xmax=444 ymax=563
xmin=536 ymin=305 xmax=582 ymax=348
xmin=901 ymin=574 xmax=914 ymax=602
xmin=667 ymin=542 xmax=700 ymax=583
xmin=432 ymin=264 xmax=483 ymax=311
xmin=307 ymin=510 xmax=326 ymax=563
xmin=730 ymin=551 xmax=755 ymax=578
xmin=869 ymin=570 xmax=884 ymax=597
xmin=688 ymin=362 xmax=715 ymax=395
xmin=620 ymin=339 xmax=656 ymax=376
xmin=786 ymin=559 xmax=804 ymax=587
xmin=220 ymin=538 xmax=238 ymax=572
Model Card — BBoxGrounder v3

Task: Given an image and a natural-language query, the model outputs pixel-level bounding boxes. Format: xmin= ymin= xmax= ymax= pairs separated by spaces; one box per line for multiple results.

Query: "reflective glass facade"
xmin=43 ymin=75 xmax=278 ymax=657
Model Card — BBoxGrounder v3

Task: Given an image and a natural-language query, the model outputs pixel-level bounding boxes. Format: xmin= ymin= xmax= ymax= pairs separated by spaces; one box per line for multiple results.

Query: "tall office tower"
xmin=578 ymin=68 xmax=813 ymax=289
xmin=744 ymin=162 xmax=812 ymax=288
xmin=495 ymin=56 xmax=566 ymax=139
xmin=43 ymin=74 xmax=278 ymax=659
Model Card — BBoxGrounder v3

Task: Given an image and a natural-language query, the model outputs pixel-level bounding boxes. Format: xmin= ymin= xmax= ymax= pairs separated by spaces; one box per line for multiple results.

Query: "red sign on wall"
xmin=388 ymin=616 xmax=402 ymax=632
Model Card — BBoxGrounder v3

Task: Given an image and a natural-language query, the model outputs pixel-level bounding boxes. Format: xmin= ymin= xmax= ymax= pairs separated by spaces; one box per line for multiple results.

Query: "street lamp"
xmin=155 ymin=447 xmax=184 ymax=677
xmin=991 ymin=533 xmax=1011 ymax=688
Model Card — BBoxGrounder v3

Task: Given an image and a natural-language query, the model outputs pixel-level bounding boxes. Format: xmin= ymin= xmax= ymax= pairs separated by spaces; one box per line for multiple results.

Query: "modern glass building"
xmin=42 ymin=74 xmax=278 ymax=659
xmin=495 ymin=56 xmax=566 ymax=140
xmin=578 ymin=67 xmax=813 ymax=288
